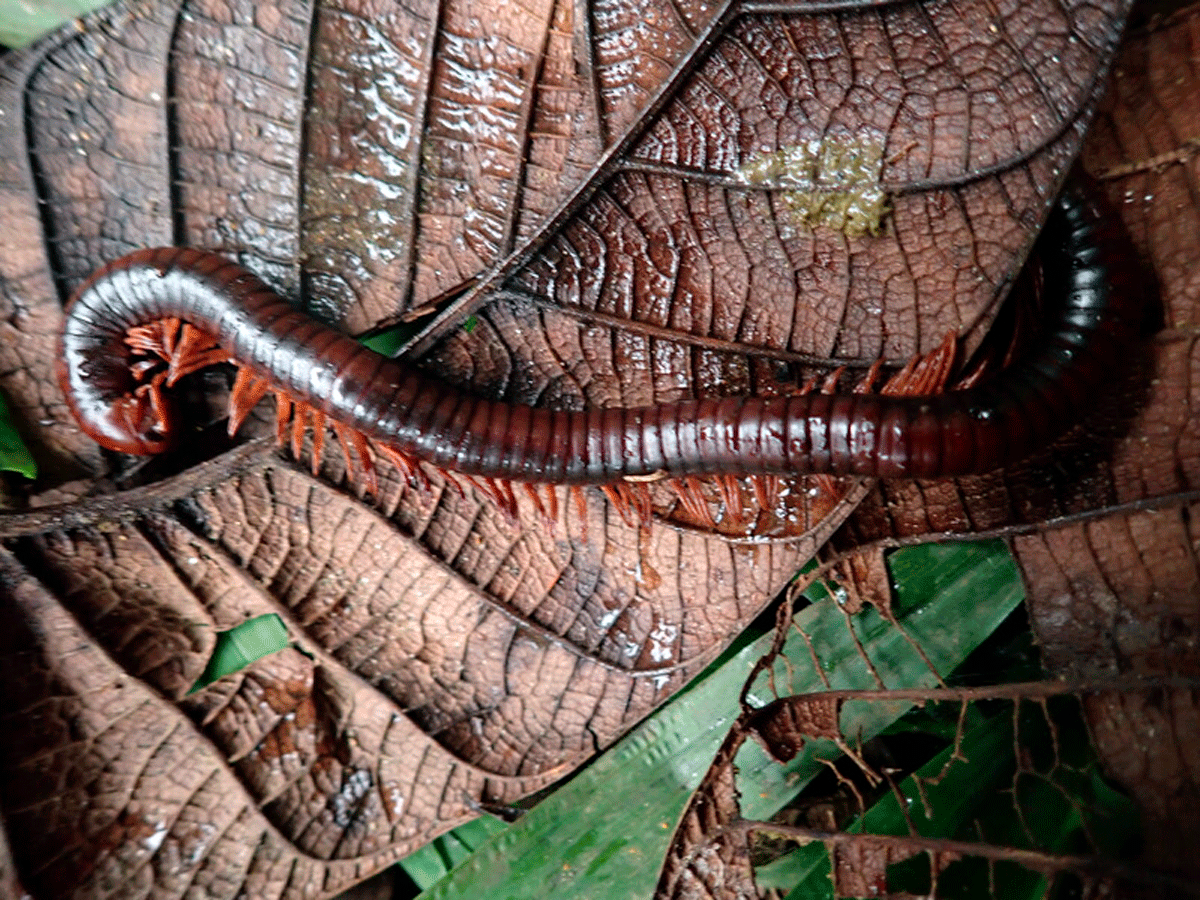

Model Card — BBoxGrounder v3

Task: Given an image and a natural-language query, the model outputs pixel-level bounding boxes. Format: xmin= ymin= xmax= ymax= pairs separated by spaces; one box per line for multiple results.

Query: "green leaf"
xmin=1084 ymin=765 xmax=1141 ymax=856
xmin=359 ymin=324 xmax=421 ymax=356
xmin=767 ymin=709 xmax=1016 ymax=897
xmin=189 ymin=613 xmax=290 ymax=691
xmin=402 ymin=816 xmax=512 ymax=890
xmin=358 ymin=312 xmax=476 ymax=356
xmin=736 ymin=540 xmax=1024 ymax=824
xmin=0 ymin=390 xmax=36 ymax=479
xmin=0 ymin=0 xmax=115 ymax=48
xmin=774 ymin=696 xmax=1141 ymax=900
xmin=409 ymin=540 xmax=1024 ymax=899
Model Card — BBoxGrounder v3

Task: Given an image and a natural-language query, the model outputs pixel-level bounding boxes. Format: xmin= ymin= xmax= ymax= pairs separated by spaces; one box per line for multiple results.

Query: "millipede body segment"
xmin=57 ymin=181 xmax=1141 ymax=498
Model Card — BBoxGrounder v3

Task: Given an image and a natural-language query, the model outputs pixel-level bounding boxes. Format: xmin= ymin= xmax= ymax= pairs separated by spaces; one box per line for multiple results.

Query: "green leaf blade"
xmin=0 ymin=0 xmax=115 ymax=47
xmin=190 ymin=613 xmax=290 ymax=691
xmin=0 ymin=391 xmax=36 ymax=479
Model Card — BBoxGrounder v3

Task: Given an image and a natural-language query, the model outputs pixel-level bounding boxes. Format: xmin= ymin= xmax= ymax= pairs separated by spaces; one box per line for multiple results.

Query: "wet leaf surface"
xmin=0 ymin=0 xmax=1185 ymax=896
xmin=819 ymin=12 xmax=1200 ymax=887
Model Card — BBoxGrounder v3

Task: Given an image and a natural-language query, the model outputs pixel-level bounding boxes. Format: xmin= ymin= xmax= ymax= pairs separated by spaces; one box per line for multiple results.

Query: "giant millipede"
xmin=57 ymin=179 xmax=1141 ymax=525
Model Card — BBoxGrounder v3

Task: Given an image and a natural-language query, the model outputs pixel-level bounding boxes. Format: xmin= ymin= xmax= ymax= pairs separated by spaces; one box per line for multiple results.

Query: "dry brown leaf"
xmin=752 ymin=696 xmax=842 ymax=763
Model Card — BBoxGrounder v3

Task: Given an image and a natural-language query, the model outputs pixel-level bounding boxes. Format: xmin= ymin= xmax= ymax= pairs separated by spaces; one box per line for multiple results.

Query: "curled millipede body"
xmin=57 ymin=181 xmax=1141 ymax=514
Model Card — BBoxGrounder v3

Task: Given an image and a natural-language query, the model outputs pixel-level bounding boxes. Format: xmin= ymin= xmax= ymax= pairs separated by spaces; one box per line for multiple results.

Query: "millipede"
xmin=57 ymin=179 xmax=1141 ymax=527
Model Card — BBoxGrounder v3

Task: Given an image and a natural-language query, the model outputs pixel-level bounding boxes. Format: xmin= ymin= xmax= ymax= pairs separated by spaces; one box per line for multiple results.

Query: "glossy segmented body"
xmin=57 ymin=181 xmax=1139 ymax=487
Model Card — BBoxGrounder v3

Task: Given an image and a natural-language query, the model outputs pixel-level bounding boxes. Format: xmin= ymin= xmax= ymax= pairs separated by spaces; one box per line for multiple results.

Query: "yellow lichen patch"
xmin=735 ymin=136 xmax=889 ymax=237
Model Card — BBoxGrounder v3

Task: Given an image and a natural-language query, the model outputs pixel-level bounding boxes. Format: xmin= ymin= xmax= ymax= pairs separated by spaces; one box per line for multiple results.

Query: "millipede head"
xmin=55 ymin=346 xmax=176 ymax=456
